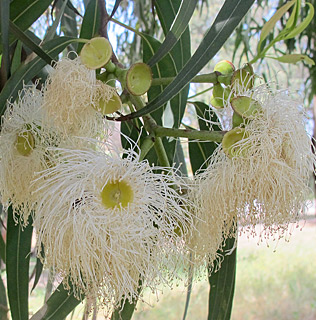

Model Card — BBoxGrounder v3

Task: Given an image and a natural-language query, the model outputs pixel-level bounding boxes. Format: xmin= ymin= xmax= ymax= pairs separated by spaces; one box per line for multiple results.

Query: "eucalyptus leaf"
xmin=257 ymin=0 xmax=295 ymax=53
xmin=284 ymin=3 xmax=314 ymax=40
xmin=0 ymin=0 xmax=10 ymax=81
xmin=77 ymin=0 xmax=101 ymax=53
xmin=148 ymin=0 xmax=198 ymax=66
xmin=118 ymin=0 xmax=255 ymax=121
xmin=269 ymin=53 xmax=315 ymax=65
xmin=6 ymin=207 xmax=33 ymax=320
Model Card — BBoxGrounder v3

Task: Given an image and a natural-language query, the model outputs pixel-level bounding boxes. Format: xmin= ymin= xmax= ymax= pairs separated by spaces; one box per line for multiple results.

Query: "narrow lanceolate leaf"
xmin=6 ymin=207 xmax=33 ymax=320
xmin=30 ymin=281 xmax=82 ymax=320
xmin=257 ymin=0 xmax=295 ymax=52
xmin=147 ymin=0 xmax=198 ymax=67
xmin=109 ymin=0 xmax=123 ymax=19
xmin=77 ymin=0 xmax=101 ymax=53
xmin=142 ymin=0 xmax=190 ymax=165
xmin=0 ymin=232 xmax=6 ymax=263
xmin=9 ymin=20 xmax=54 ymax=65
xmin=269 ymin=53 xmax=315 ymax=65
xmin=284 ymin=3 xmax=314 ymax=40
xmin=0 ymin=0 xmax=53 ymax=54
xmin=117 ymin=0 xmax=255 ymax=121
xmin=43 ymin=0 xmax=69 ymax=42
xmin=0 ymin=275 xmax=8 ymax=320
xmin=0 ymin=36 xmax=77 ymax=117
xmin=31 ymin=256 xmax=44 ymax=293
xmin=10 ymin=40 xmax=23 ymax=75
xmin=188 ymin=101 xmax=220 ymax=173
xmin=208 ymin=237 xmax=237 ymax=320
xmin=0 ymin=0 xmax=10 ymax=81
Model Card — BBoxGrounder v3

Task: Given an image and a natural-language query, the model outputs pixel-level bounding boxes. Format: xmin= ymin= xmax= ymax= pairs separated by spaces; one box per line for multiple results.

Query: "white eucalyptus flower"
xmin=0 ymin=85 xmax=58 ymax=225
xmin=195 ymin=85 xmax=315 ymax=242
xmin=32 ymin=142 xmax=194 ymax=307
xmin=42 ymin=55 xmax=116 ymax=138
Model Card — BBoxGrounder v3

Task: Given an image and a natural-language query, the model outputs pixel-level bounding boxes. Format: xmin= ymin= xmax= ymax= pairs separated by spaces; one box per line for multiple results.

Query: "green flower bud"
xmin=15 ymin=130 xmax=35 ymax=156
xmin=214 ymin=60 xmax=235 ymax=75
xmin=231 ymin=96 xmax=262 ymax=119
xmin=222 ymin=127 xmax=249 ymax=158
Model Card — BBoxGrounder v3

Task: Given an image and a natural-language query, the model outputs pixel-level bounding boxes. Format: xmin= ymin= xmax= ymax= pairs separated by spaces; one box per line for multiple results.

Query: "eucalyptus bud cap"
xmin=126 ymin=63 xmax=152 ymax=96
xmin=80 ymin=37 xmax=112 ymax=70
xmin=214 ymin=60 xmax=235 ymax=75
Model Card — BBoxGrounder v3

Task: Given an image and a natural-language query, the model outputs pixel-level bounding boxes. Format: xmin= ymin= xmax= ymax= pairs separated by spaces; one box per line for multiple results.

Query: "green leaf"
xmin=284 ymin=3 xmax=314 ymax=40
xmin=77 ymin=0 xmax=101 ymax=53
xmin=0 ymin=0 xmax=10 ymax=81
xmin=0 ymin=274 xmax=8 ymax=320
xmin=9 ymin=20 xmax=54 ymax=65
xmin=285 ymin=0 xmax=301 ymax=29
xmin=10 ymin=40 xmax=23 ymax=75
xmin=147 ymin=0 xmax=198 ymax=66
xmin=6 ymin=207 xmax=33 ymax=320
xmin=188 ymin=101 xmax=221 ymax=173
xmin=0 ymin=0 xmax=53 ymax=54
xmin=31 ymin=281 xmax=82 ymax=320
xmin=43 ymin=0 xmax=69 ymax=42
xmin=257 ymin=0 xmax=295 ymax=53
xmin=118 ymin=0 xmax=255 ymax=121
xmin=208 ymin=237 xmax=237 ymax=320
xmin=31 ymin=253 xmax=44 ymax=293
xmin=141 ymin=0 xmax=191 ymax=165
xmin=269 ymin=53 xmax=315 ymax=65
xmin=0 ymin=232 xmax=6 ymax=264
xmin=0 ymin=36 xmax=77 ymax=117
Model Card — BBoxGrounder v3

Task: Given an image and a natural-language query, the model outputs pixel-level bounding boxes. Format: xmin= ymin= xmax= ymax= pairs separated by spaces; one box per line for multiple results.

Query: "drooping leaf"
xmin=0 ymin=0 xmax=10 ymax=81
xmin=284 ymin=3 xmax=314 ymax=40
xmin=9 ymin=20 xmax=54 ymax=65
xmin=0 ymin=232 xmax=6 ymax=264
xmin=0 ymin=36 xmax=77 ymax=117
xmin=0 ymin=275 xmax=8 ymax=320
xmin=43 ymin=0 xmax=69 ymax=42
xmin=109 ymin=0 xmax=123 ymax=19
xmin=285 ymin=0 xmax=301 ymax=29
xmin=0 ymin=0 xmax=53 ymax=54
xmin=117 ymin=0 xmax=255 ymax=121
xmin=30 ymin=280 xmax=82 ymax=320
xmin=188 ymin=101 xmax=221 ymax=173
xmin=208 ymin=237 xmax=237 ymax=320
xmin=148 ymin=0 xmax=198 ymax=66
xmin=31 ymin=250 xmax=44 ymax=293
xmin=10 ymin=40 xmax=23 ymax=75
xmin=6 ymin=207 xmax=33 ymax=320
xmin=77 ymin=0 xmax=101 ymax=53
xmin=257 ymin=0 xmax=295 ymax=53
xmin=269 ymin=53 xmax=315 ymax=65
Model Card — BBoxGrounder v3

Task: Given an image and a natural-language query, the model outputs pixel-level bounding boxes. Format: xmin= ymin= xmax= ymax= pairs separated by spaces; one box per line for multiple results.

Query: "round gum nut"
xmin=80 ymin=37 xmax=112 ymax=70
xmin=231 ymin=64 xmax=254 ymax=91
xmin=231 ymin=96 xmax=262 ymax=119
xmin=15 ymin=131 xmax=35 ymax=156
xmin=94 ymin=91 xmax=122 ymax=115
xmin=126 ymin=63 xmax=152 ymax=96
xmin=222 ymin=127 xmax=249 ymax=158
xmin=214 ymin=60 xmax=235 ymax=75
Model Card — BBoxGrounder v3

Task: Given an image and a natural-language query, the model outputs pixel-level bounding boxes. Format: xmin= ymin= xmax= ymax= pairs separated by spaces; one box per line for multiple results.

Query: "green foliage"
xmin=0 ymin=1 xmax=313 ymax=319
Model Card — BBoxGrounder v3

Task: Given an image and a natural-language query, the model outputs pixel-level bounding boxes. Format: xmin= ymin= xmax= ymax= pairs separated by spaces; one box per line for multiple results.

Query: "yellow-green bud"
xmin=214 ymin=60 xmax=235 ymax=75
xmin=15 ymin=131 xmax=35 ymax=156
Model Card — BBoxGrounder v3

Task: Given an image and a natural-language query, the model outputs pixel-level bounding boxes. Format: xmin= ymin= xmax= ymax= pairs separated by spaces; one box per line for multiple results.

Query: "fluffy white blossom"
xmin=32 ymin=142 xmax=194 ymax=308
xmin=194 ymin=85 xmax=315 ymax=242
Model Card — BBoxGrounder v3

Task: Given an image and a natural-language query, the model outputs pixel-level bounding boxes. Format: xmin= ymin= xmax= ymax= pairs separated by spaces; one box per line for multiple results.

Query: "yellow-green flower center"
xmin=100 ymin=180 xmax=133 ymax=209
xmin=15 ymin=130 xmax=35 ymax=156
